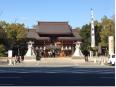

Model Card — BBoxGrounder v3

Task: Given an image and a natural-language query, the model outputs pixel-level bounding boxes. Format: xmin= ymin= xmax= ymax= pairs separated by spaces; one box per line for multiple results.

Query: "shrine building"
xmin=26 ymin=21 xmax=82 ymax=57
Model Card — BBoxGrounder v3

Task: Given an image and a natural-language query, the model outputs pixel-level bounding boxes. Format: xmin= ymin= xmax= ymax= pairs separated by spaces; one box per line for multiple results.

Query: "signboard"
xmin=109 ymin=36 xmax=114 ymax=55
xmin=8 ymin=50 xmax=12 ymax=58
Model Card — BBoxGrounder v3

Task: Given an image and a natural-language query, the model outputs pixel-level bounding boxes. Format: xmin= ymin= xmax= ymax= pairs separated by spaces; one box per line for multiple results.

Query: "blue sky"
xmin=0 ymin=0 xmax=115 ymax=28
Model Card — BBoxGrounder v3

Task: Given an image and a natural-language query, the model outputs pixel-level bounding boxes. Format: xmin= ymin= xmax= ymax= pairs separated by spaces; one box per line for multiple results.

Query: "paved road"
xmin=0 ymin=67 xmax=114 ymax=86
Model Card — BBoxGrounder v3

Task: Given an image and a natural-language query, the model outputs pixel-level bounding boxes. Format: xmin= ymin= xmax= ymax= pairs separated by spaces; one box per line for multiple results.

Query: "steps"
xmin=39 ymin=57 xmax=74 ymax=64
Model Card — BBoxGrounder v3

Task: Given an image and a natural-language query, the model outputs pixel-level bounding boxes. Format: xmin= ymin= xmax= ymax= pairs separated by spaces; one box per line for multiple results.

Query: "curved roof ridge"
xmin=38 ymin=21 xmax=68 ymax=23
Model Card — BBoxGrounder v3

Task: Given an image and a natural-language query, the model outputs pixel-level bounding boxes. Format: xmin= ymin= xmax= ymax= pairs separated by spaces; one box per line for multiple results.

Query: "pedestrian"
xmin=12 ymin=45 xmax=18 ymax=65
xmin=16 ymin=45 xmax=21 ymax=63
xmin=35 ymin=47 xmax=41 ymax=60
xmin=84 ymin=50 xmax=89 ymax=62
xmin=41 ymin=50 xmax=44 ymax=57
xmin=48 ymin=50 xmax=52 ymax=57
xmin=19 ymin=45 xmax=24 ymax=61
xmin=52 ymin=50 xmax=55 ymax=58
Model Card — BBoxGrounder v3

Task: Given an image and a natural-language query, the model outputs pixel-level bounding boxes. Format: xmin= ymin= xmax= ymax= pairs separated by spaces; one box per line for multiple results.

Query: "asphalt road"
xmin=0 ymin=67 xmax=115 ymax=86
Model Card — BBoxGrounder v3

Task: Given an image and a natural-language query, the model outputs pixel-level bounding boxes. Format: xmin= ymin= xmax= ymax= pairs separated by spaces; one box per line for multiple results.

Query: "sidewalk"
xmin=0 ymin=57 xmax=114 ymax=68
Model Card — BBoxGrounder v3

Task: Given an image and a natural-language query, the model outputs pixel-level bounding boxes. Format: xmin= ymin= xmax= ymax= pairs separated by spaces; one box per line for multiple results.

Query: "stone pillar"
xmin=108 ymin=36 xmax=114 ymax=55
xmin=90 ymin=9 xmax=96 ymax=57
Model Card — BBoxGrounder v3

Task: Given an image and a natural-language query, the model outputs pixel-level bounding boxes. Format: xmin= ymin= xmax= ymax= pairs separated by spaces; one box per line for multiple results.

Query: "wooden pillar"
xmin=60 ymin=40 xmax=64 ymax=57
xmin=71 ymin=41 xmax=75 ymax=55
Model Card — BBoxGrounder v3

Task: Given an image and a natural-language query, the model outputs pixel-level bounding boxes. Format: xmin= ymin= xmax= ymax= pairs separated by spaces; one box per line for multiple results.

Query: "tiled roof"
xmin=26 ymin=29 xmax=50 ymax=40
xmin=72 ymin=29 xmax=82 ymax=40
xmin=26 ymin=22 xmax=82 ymax=41
xmin=35 ymin=22 xmax=72 ymax=35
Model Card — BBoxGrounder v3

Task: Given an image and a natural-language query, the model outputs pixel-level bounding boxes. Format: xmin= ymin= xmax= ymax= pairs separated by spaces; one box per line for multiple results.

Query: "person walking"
xmin=19 ymin=45 xmax=24 ymax=61
xmin=52 ymin=49 xmax=55 ymax=58
xmin=83 ymin=50 xmax=89 ymax=62
xmin=16 ymin=45 xmax=21 ymax=63
xmin=12 ymin=45 xmax=18 ymax=65
xmin=35 ymin=47 xmax=41 ymax=60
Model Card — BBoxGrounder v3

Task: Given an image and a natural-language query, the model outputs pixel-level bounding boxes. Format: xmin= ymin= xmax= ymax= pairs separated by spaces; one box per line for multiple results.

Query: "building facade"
xmin=26 ymin=22 xmax=82 ymax=57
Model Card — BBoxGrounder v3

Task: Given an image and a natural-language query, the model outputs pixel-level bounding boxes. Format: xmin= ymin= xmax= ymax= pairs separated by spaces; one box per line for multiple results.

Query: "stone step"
xmin=38 ymin=57 xmax=85 ymax=64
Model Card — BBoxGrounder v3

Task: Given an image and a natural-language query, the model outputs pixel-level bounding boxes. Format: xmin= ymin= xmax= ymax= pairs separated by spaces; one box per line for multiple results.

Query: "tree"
xmin=0 ymin=21 xmax=10 ymax=51
xmin=0 ymin=44 xmax=6 ymax=57
xmin=0 ymin=21 xmax=8 ymax=39
xmin=80 ymin=24 xmax=91 ymax=53
xmin=79 ymin=19 xmax=103 ymax=55
xmin=100 ymin=16 xmax=115 ymax=47
xmin=79 ymin=16 xmax=114 ymax=56
xmin=6 ymin=23 xmax=27 ymax=41
xmin=0 ymin=21 xmax=27 ymax=56
xmin=4 ymin=23 xmax=27 ymax=49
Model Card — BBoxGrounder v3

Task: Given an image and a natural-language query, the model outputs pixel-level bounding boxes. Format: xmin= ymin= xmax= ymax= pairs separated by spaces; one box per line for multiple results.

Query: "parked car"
xmin=108 ymin=54 xmax=115 ymax=65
